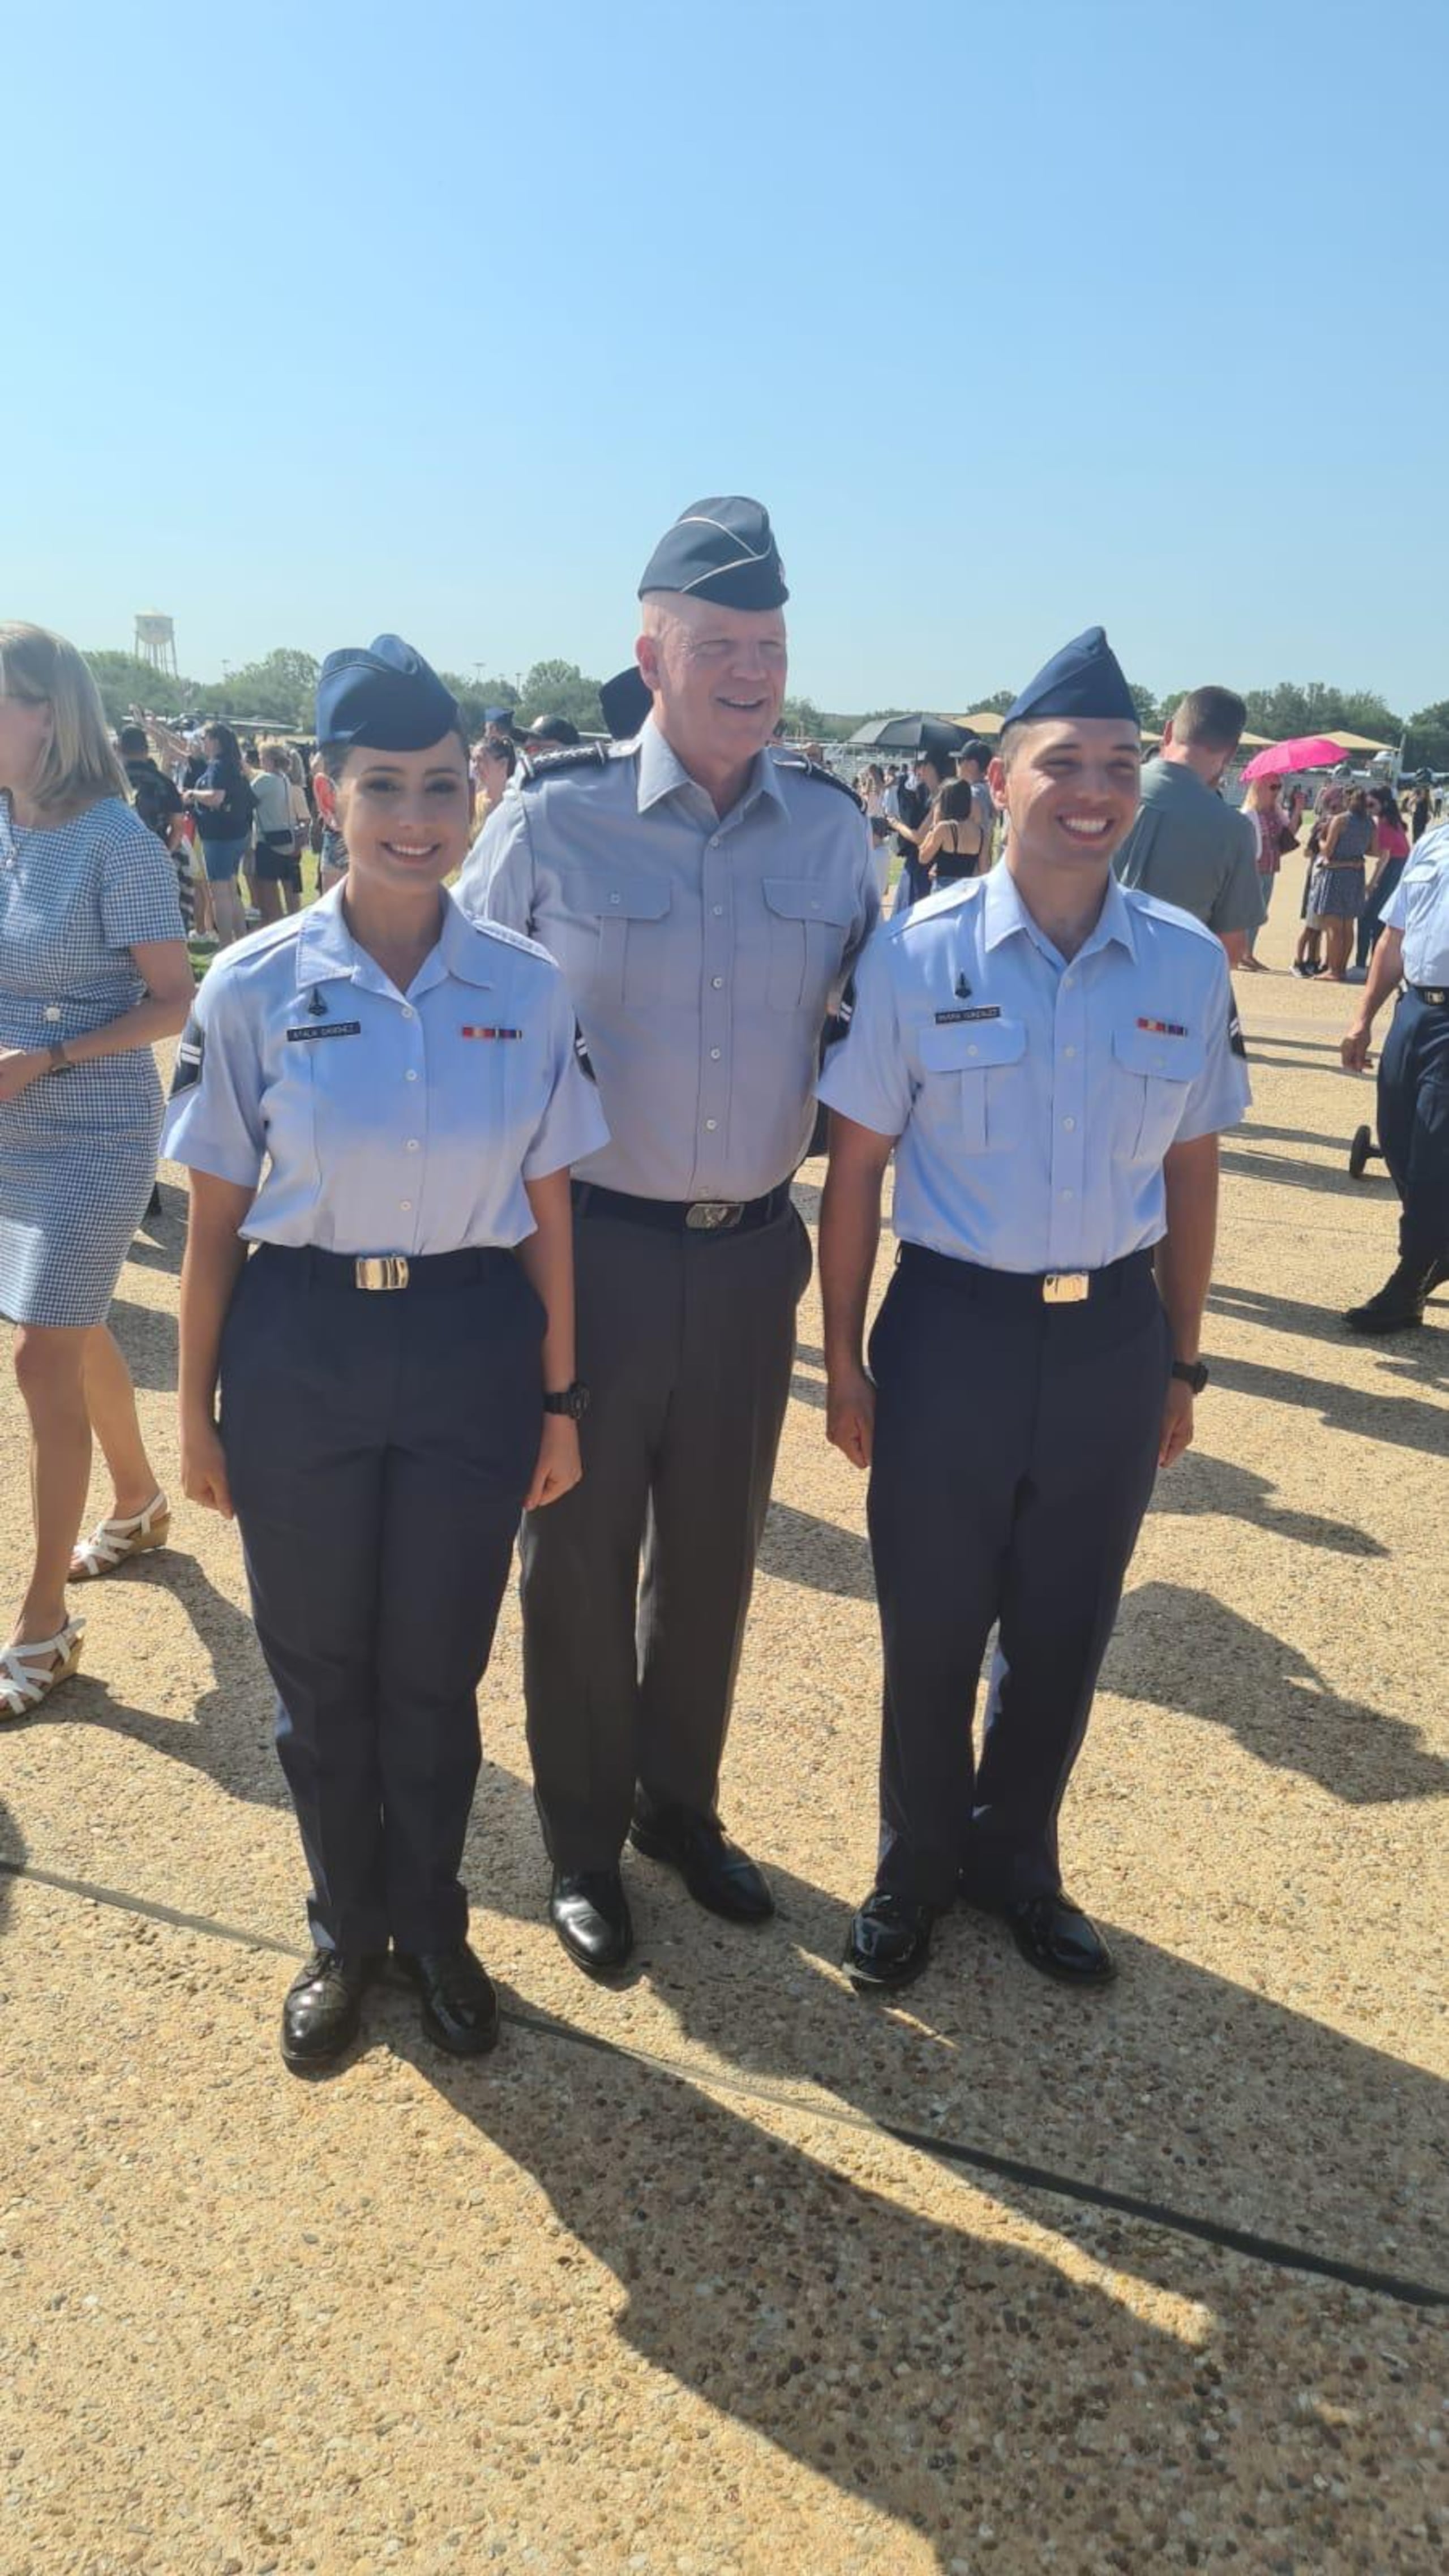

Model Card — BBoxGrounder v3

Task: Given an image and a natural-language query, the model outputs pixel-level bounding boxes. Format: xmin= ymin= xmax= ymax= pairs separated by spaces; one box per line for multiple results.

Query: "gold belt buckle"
xmin=354 ymin=1255 xmax=410 ymax=1291
xmin=1042 ymin=1271 xmax=1089 ymax=1304
xmin=685 ymin=1201 xmax=742 ymax=1232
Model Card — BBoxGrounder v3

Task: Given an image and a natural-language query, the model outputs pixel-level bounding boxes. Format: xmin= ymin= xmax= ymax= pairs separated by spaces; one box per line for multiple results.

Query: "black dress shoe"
xmin=1345 ymin=1255 xmax=1436 ymax=1334
xmin=842 ymin=1889 xmax=936 ymax=1990
xmin=628 ymin=1806 xmax=774 ymax=1922
xmin=281 ymin=1949 xmax=379 ymax=2072
xmin=549 ymin=1869 xmax=635 ymax=1976
xmin=997 ymin=1892 xmax=1116 ymax=1987
xmin=396 ymin=1944 xmax=500 ymax=2055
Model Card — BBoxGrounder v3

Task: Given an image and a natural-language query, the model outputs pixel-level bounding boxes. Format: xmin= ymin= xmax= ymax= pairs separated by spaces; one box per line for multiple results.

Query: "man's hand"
xmin=1158 ymin=1381 xmax=1194 ymax=1469
xmin=1341 ymin=1021 xmax=1374 ymax=1073
xmin=827 ymin=1364 xmax=876 ymax=1471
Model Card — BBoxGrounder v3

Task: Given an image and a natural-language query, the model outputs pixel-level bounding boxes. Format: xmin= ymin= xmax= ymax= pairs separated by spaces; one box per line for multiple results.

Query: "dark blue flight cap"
xmin=599 ymin=665 xmax=652 ymax=739
xmin=1004 ymin=626 xmax=1139 ymax=728
xmin=637 ymin=496 xmax=789 ymax=610
xmin=315 ymin=634 xmax=462 ymax=751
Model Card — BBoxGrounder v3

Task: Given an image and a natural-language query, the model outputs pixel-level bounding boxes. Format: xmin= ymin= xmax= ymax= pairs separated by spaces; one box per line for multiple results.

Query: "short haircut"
xmin=0 ymin=622 xmax=127 ymax=817
xmin=260 ymin=743 xmax=289 ymax=771
xmin=1171 ymin=687 xmax=1246 ymax=753
xmin=118 ymin=723 xmax=149 ymax=756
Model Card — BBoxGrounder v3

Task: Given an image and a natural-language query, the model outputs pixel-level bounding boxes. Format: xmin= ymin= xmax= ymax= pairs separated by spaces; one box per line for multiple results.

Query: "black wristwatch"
xmin=542 ymin=1382 xmax=590 ymax=1420
xmin=1171 ymin=1359 xmax=1209 ymax=1394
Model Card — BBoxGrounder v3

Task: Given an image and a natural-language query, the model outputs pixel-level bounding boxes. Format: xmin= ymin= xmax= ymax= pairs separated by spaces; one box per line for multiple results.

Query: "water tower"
xmin=134 ymin=611 xmax=178 ymax=679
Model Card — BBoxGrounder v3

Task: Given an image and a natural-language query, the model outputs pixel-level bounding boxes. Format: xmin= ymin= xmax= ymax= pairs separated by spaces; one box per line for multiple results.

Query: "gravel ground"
xmin=1 ymin=903 xmax=1445 ymax=2575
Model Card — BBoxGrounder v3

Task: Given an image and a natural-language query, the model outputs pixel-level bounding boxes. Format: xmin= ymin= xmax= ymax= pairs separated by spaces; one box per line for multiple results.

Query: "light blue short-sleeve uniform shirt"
xmin=161 ymin=884 xmax=608 ymax=1254
xmin=457 ymin=719 xmax=879 ymax=1202
xmin=1381 ymin=821 xmax=1449 ymax=984
xmin=818 ymin=864 xmax=1250 ymax=1273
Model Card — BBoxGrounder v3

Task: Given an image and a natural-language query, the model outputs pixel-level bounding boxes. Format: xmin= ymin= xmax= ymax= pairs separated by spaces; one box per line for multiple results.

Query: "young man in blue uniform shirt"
xmin=818 ymin=628 xmax=1250 ymax=1994
xmin=459 ymin=498 xmax=878 ymax=1978
xmin=1340 ymin=818 xmax=1449 ymax=1331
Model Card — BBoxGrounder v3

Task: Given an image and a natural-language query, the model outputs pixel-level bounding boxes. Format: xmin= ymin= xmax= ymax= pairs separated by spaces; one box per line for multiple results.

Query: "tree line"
xmin=83 ymin=648 xmax=1449 ymax=771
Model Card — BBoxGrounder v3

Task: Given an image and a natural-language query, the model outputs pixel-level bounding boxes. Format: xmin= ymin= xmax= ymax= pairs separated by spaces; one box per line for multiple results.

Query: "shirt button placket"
xmin=398 ymin=999 xmax=427 ymax=1248
xmin=1049 ymin=966 xmax=1089 ymax=1265
xmin=700 ymin=831 xmax=730 ymax=1172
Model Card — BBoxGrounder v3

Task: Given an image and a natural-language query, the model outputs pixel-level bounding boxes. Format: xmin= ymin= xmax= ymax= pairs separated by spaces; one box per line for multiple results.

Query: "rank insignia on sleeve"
xmin=169 ymin=1018 xmax=204 ymax=1095
xmin=1227 ymin=1006 xmax=1247 ymax=1060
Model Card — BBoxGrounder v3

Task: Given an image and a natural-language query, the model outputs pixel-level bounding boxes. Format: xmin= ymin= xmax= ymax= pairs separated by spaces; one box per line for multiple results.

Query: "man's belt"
xmin=898 ymin=1243 xmax=1155 ymax=1308
xmin=572 ymin=1179 xmax=793 ymax=1236
xmin=1409 ymin=985 xmax=1449 ymax=1006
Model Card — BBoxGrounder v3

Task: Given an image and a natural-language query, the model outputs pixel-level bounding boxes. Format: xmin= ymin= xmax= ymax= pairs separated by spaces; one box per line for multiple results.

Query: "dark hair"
xmin=481 ymin=736 xmax=517 ymax=777
xmin=1171 ymin=687 xmax=1246 ymax=753
xmin=117 ymin=723 xmax=148 ymax=756
xmin=955 ymin=739 xmax=988 ymax=774
xmin=918 ymin=745 xmax=951 ymax=783
xmin=320 ymin=727 xmax=469 ymax=785
xmin=938 ymin=780 xmax=975 ymax=822
xmin=242 ymin=736 xmax=260 ymax=763
xmin=204 ymin=721 xmax=243 ymax=768
xmin=1373 ymin=786 xmax=1403 ymax=827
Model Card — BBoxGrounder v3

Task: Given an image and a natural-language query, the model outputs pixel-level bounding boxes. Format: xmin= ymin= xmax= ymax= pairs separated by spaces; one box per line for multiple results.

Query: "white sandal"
xmin=0 ymin=1618 xmax=85 ymax=1721
xmin=70 ymin=1493 xmax=171 ymax=1583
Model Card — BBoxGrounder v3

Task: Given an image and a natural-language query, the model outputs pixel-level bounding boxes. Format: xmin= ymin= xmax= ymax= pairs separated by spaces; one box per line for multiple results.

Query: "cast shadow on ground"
xmin=1107 ymin=1578 xmax=1449 ymax=1806
xmin=757 ymin=1499 xmax=874 ymax=1598
xmin=465 ymin=1755 xmax=1447 ymax=2288
xmin=105 ymin=1296 xmax=178 ymax=1394
xmin=0 ymin=1797 xmax=22 ymax=1944
xmin=1210 ymin=1348 xmax=1449 ymax=1456
xmin=52 ymin=1549 xmax=287 ymax=1811
xmin=1219 ymin=1146 xmax=1388 ymax=1200
xmin=381 ymin=1993 xmax=1441 ymax=2566
xmin=1146 ymin=1446 xmax=1386 ymax=1557
xmin=125 ymin=1188 xmax=187 ymax=1276
xmin=1210 ymin=1277 xmax=1449 ymax=1365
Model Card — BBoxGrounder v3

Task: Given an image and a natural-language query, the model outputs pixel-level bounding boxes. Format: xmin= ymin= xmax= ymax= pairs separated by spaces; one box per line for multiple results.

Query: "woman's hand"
xmin=525 ymin=1414 xmax=582 ymax=1511
xmin=181 ymin=1415 xmax=233 ymax=1518
xmin=0 ymin=1049 xmax=46 ymax=1104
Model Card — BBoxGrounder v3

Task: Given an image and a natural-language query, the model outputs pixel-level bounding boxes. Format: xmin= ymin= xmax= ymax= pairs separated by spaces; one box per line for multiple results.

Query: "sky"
xmin=6 ymin=0 xmax=1448 ymax=719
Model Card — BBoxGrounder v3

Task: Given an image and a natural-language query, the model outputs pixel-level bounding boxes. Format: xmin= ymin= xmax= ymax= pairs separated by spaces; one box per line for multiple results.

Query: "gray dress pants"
xmin=521 ymin=1199 xmax=813 ymax=1872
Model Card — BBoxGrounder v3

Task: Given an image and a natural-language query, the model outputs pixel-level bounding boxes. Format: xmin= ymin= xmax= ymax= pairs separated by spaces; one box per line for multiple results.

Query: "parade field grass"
xmin=0 ymin=897 xmax=1445 ymax=2574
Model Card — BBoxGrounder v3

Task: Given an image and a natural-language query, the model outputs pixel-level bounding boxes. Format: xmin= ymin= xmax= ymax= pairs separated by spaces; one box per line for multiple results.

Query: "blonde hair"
xmin=1242 ymin=775 xmax=1281 ymax=813
xmin=0 ymin=623 xmax=127 ymax=818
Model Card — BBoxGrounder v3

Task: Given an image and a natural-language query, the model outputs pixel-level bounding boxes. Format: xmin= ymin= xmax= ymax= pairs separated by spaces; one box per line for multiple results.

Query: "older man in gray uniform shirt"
xmin=1113 ymin=687 xmax=1263 ymax=965
xmin=459 ymin=497 xmax=878 ymax=1975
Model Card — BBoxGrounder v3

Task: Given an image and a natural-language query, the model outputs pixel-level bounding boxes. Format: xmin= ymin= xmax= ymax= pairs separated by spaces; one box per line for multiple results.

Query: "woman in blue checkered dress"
xmin=0 ymin=627 xmax=192 ymax=1721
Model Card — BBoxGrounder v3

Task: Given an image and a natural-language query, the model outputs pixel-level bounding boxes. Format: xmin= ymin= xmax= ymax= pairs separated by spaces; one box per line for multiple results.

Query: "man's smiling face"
xmin=991 ymin=718 xmax=1143 ymax=873
xmin=637 ymin=591 xmax=788 ymax=780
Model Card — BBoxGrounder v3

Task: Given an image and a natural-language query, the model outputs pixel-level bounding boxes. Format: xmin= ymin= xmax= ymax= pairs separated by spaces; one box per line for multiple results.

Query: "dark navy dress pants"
xmin=866 ymin=1246 xmax=1171 ymax=1909
xmin=220 ymin=1245 xmax=543 ymax=1955
xmin=1377 ymin=989 xmax=1449 ymax=1267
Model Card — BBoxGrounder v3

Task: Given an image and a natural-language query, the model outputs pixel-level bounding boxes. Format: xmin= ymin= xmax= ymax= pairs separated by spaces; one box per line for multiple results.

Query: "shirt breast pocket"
xmin=556 ymin=868 xmax=671 ymax=1008
xmin=1111 ymin=1024 xmax=1205 ymax=1163
xmin=916 ymin=1017 xmax=1026 ymax=1154
xmin=762 ymin=877 xmax=854 ymax=1012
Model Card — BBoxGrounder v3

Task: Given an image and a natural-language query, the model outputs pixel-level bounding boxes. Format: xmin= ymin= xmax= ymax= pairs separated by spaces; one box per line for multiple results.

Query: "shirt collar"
xmin=294 ymin=884 xmax=493 ymax=992
xmin=635 ymin=714 xmax=785 ymax=822
xmin=981 ymin=860 xmax=1138 ymax=965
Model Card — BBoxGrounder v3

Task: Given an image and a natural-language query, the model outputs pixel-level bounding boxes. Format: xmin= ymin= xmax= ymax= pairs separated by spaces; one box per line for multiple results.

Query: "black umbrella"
xmin=847 ymin=714 xmax=970 ymax=755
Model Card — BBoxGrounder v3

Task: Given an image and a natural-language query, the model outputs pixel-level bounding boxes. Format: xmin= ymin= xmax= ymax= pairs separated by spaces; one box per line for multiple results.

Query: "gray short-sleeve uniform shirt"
xmin=458 ymin=721 xmax=880 ymax=1201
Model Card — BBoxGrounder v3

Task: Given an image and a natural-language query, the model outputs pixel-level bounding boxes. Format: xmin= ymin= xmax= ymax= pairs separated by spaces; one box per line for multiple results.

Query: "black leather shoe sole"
xmin=842 ymin=1933 xmax=933 ymax=1992
xmin=548 ymin=1904 xmax=635 ymax=1981
xmin=418 ymin=1994 xmax=500 ymax=2056
xmin=627 ymin=1820 xmax=775 ymax=1923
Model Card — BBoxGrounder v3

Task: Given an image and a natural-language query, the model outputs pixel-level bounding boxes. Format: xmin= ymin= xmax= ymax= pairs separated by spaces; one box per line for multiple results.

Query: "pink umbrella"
xmin=1240 ymin=735 xmax=1349 ymax=781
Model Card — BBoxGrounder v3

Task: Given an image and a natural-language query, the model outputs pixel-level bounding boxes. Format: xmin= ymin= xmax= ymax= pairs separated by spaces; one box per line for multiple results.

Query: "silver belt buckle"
xmin=354 ymin=1255 xmax=410 ymax=1291
xmin=1042 ymin=1271 xmax=1089 ymax=1304
xmin=685 ymin=1201 xmax=742 ymax=1233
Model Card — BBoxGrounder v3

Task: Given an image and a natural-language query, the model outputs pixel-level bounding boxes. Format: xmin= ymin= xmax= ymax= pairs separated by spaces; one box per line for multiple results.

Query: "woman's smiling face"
xmin=332 ymin=734 xmax=474 ymax=891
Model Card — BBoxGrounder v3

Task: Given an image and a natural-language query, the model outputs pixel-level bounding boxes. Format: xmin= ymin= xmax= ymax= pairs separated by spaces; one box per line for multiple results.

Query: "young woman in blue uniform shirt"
xmin=165 ymin=638 xmax=607 ymax=2071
